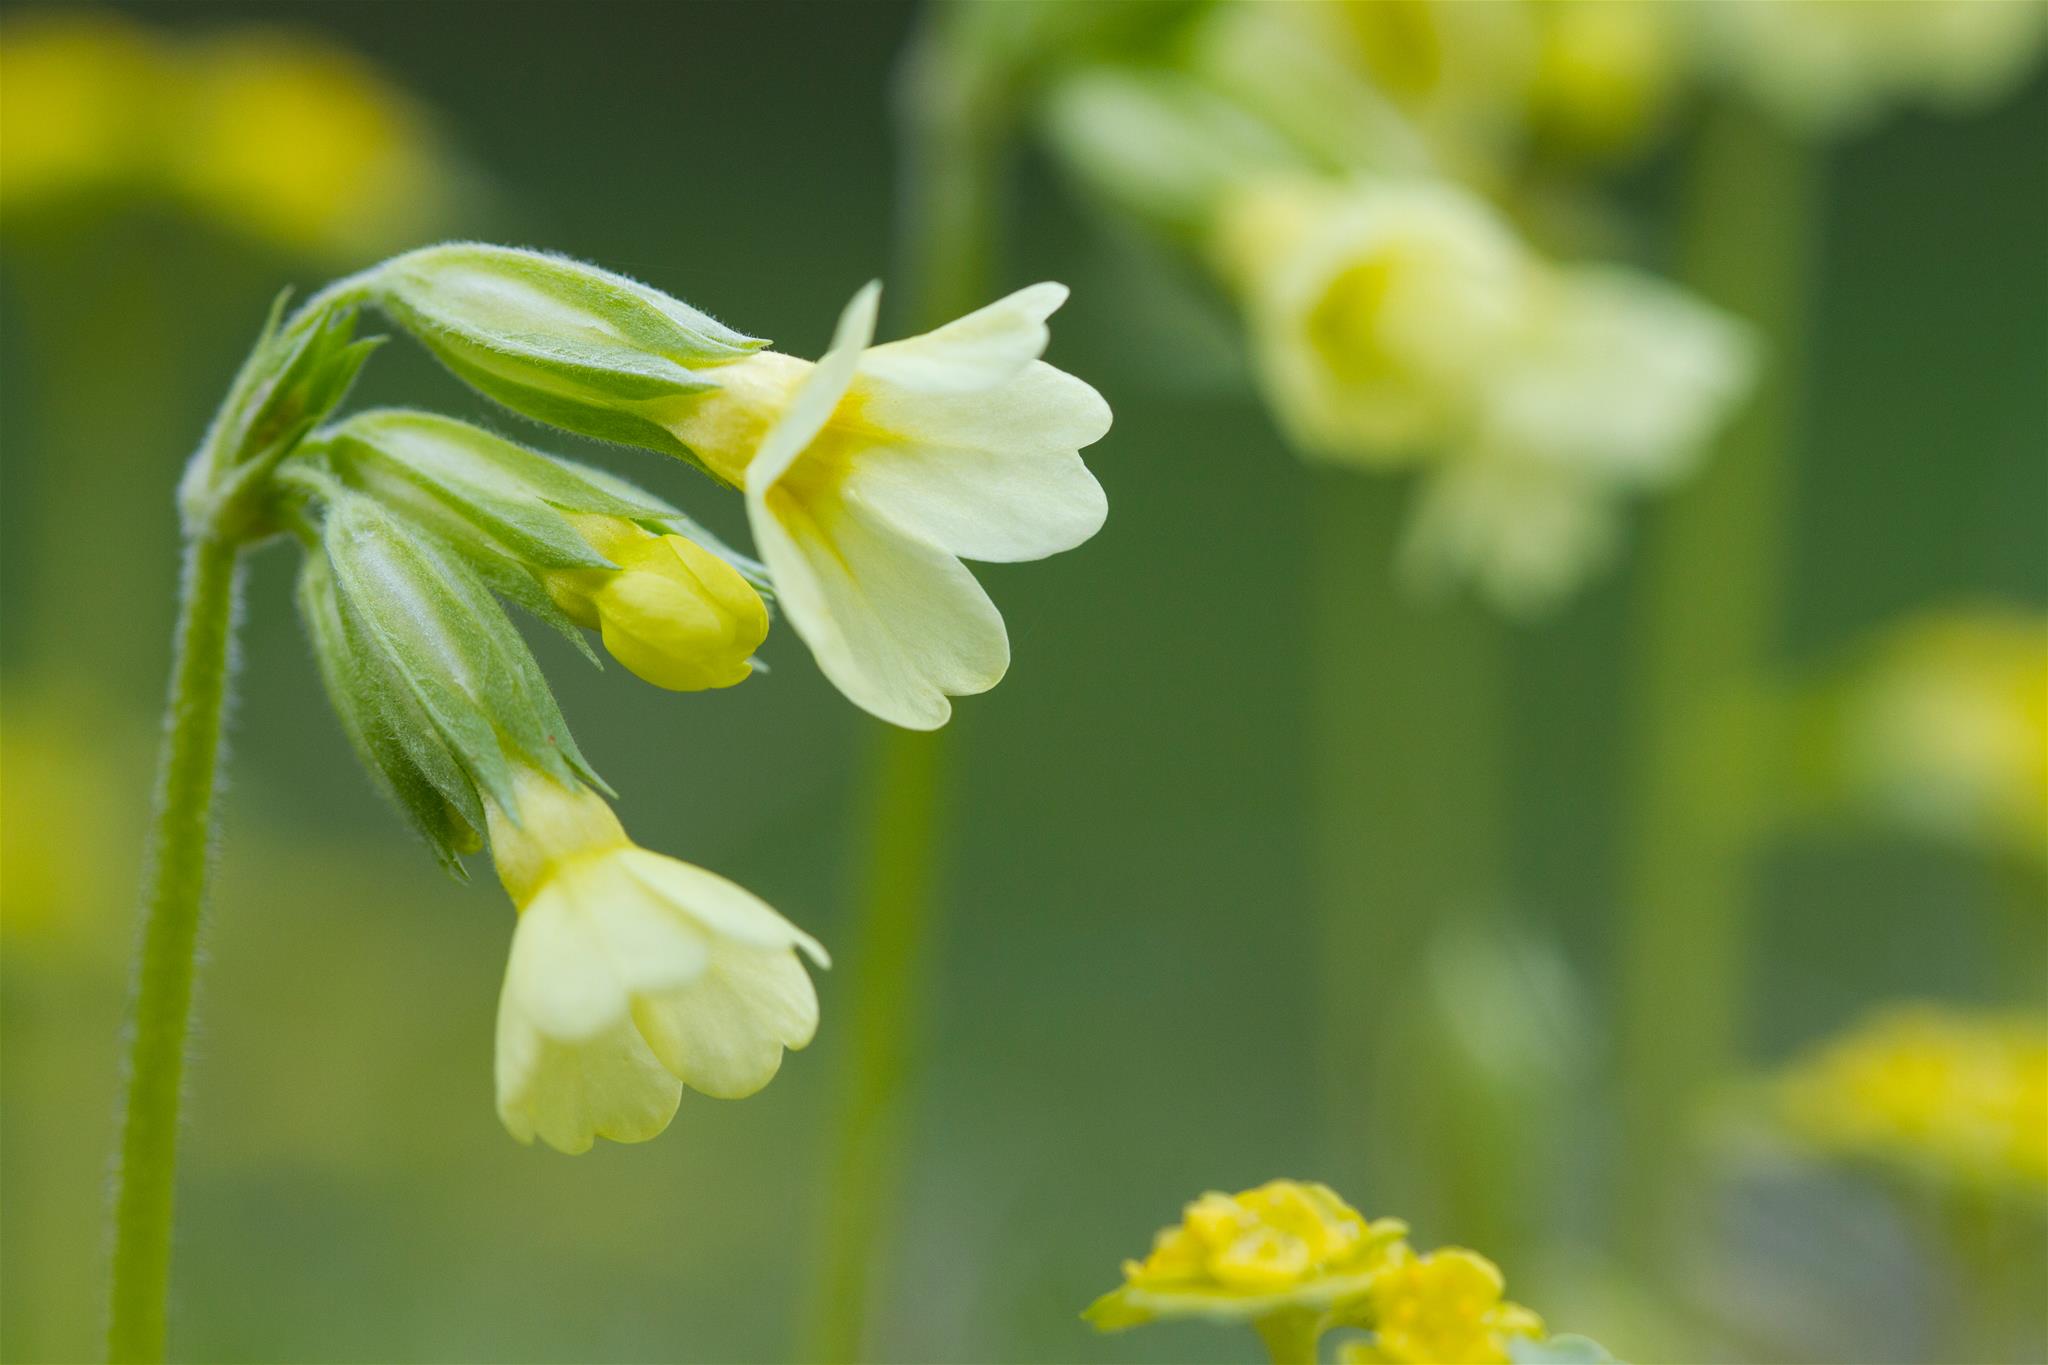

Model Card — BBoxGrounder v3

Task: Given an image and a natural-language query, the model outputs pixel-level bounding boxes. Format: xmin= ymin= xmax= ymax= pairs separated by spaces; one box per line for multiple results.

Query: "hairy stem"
xmin=107 ymin=535 xmax=244 ymax=1363
xmin=1617 ymin=100 xmax=1815 ymax=1259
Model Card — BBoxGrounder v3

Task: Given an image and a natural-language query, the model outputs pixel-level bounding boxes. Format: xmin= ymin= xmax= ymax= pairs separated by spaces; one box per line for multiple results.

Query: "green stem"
xmin=1254 ymin=1308 xmax=1327 ymax=1365
xmin=799 ymin=10 xmax=1002 ymax=1360
xmin=1311 ymin=474 xmax=1506 ymax=1238
xmin=1616 ymin=101 xmax=1815 ymax=1259
xmin=107 ymin=535 xmax=245 ymax=1364
xmin=801 ymin=728 xmax=951 ymax=1363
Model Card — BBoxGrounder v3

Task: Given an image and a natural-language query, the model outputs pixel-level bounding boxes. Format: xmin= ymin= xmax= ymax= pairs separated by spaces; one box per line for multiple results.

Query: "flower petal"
xmin=859 ymin=281 xmax=1070 ymax=392
xmin=751 ymin=488 xmax=1009 ymax=730
xmin=616 ymin=848 xmax=829 ymax=966
xmin=748 ymin=281 xmax=879 ymax=495
xmin=845 ymin=361 xmax=1112 ymax=563
xmin=634 ymin=941 xmax=821 ymax=1099
xmin=495 ymin=977 xmax=683 ymax=1153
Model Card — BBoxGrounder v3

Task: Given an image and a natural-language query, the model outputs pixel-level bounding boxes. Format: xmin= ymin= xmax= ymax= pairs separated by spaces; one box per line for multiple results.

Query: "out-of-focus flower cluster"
xmin=1827 ymin=607 xmax=2048 ymax=862
xmin=1773 ymin=1005 xmax=2048 ymax=1190
xmin=992 ymin=0 xmax=2046 ymax=615
xmin=0 ymin=10 xmax=457 ymax=259
xmin=1086 ymin=1180 xmax=1609 ymax=1363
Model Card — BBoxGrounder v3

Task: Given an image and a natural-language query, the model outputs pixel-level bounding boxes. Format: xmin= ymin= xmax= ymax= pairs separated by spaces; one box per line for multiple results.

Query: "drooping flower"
xmin=664 ymin=281 xmax=1111 ymax=729
xmin=1774 ymin=1004 xmax=2048 ymax=1189
xmin=542 ymin=513 xmax=769 ymax=692
xmin=1084 ymin=1180 xmax=1410 ymax=1330
xmin=1401 ymin=263 xmax=1753 ymax=613
xmin=1212 ymin=175 xmax=1530 ymax=463
xmin=1346 ymin=1248 xmax=1546 ymax=1365
xmin=484 ymin=765 xmax=826 ymax=1154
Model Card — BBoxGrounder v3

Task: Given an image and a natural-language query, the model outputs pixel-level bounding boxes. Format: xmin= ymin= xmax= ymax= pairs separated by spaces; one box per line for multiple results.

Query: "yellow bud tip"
xmin=594 ymin=534 xmax=769 ymax=692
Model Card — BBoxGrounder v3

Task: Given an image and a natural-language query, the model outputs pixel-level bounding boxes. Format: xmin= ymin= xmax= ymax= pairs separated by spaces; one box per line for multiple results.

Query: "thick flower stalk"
xmin=485 ymin=765 xmax=827 ymax=1153
xmin=1084 ymin=1180 xmax=1608 ymax=1364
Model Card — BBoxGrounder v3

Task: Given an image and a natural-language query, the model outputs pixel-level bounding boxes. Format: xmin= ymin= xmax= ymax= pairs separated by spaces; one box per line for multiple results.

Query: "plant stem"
xmin=802 ymin=727 xmax=951 ymax=1363
xmin=1311 ymin=473 xmax=1506 ymax=1237
xmin=107 ymin=534 xmax=244 ymax=1364
xmin=1616 ymin=100 xmax=1815 ymax=1260
xmin=1254 ymin=1308 xmax=1327 ymax=1365
xmin=800 ymin=10 xmax=1001 ymax=1360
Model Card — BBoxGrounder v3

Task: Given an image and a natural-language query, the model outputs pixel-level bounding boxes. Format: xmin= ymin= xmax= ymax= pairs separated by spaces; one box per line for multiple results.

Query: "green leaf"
xmin=1511 ymin=1334 xmax=1621 ymax=1364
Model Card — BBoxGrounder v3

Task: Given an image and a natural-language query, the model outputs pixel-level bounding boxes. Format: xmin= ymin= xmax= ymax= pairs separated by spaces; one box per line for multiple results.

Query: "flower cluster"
xmin=1029 ymin=0 xmax=1754 ymax=615
xmin=200 ymin=244 xmax=1108 ymax=1152
xmin=1019 ymin=0 xmax=2045 ymax=614
xmin=1774 ymin=1005 xmax=2048 ymax=1190
xmin=1086 ymin=1180 xmax=1608 ymax=1364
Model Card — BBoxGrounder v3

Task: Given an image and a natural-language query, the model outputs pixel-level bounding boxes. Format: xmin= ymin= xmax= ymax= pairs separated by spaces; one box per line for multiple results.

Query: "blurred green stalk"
xmin=1617 ymin=100 xmax=1815 ymax=1260
xmin=800 ymin=9 xmax=1002 ymax=1360
xmin=1310 ymin=474 xmax=1509 ymax=1248
xmin=106 ymin=535 xmax=244 ymax=1364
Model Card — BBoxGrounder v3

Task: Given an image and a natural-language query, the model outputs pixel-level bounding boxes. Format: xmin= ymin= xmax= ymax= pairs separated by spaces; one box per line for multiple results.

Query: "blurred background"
xmin=1 ymin=3 xmax=2042 ymax=1363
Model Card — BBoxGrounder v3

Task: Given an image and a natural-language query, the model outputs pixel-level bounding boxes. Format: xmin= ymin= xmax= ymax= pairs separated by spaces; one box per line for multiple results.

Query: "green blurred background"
xmin=1 ymin=3 xmax=2043 ymax=1363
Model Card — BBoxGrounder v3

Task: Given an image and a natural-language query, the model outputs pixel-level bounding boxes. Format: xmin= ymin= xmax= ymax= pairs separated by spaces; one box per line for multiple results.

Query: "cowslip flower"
xmin=1343 ymin=1248 xmax=1545 ymax=1365
xmin=484 ymin=764 xmax=826 ymax=1153
xmin=664 ymin=281 xmax=1111 ymax=729
xmin=542 ymin=512 xmax=768 ymax=692
xmin=1084 ymin=1180 xmax=1409 ymax=1331
xmin=1775 ymin=1004 xmax=2048 ymax=1189
xmin=1401 ymin=263 xmax=1752 ymax=613
xmin=1211 ymin=176 xmax=1529 ymax=463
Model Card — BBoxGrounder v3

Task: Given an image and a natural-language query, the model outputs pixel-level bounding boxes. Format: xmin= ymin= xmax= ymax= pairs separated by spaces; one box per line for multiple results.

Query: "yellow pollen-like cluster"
xmin=1122 ymin=1180 xmax=1402 ymax=1295
xmin=1350 ymin=1248 xmax=1544 ymax=1365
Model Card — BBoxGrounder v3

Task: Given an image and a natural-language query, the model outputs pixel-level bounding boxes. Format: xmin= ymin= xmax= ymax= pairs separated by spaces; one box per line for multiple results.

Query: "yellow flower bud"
xmin=545 ymin=515 xmax=768 ymax=693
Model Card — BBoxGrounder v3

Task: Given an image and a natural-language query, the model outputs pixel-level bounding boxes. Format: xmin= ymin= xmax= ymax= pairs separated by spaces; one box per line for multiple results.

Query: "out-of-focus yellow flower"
xmin=170 ymin=29 xmax=453 ymax=260
xmin=0 ymin=13 xmax=168 ymax=210
xmin=1776 ymin=1005 xmax=2048 ymax=1189
xmin=0 ymin=688 xmax=132 ymax=960
xmin=664 ymin=280 xmax=1110 ymax=730
xmin=1526 ymin=0 xmax=1682 ymax=160
xmin=1703 ymin=0 xmax=2048 ymax=135
xmin=0 ymin=11 xmax=454 ymax=259
xmin=1344 ymin=1248 xmax=1546 ymax=1365
xmin=485 ymin=765 xmax=827 ymax=1154
xmin=1838 ymin=608 xmax=2048 ymax=859
xmin=1084 ymin=1181 xmax=1409 ymax=1329
xmin=1214 ymin=176 xmax=1530 ymax=463
xmin=543 ymin=514 xmax=769 ymax=693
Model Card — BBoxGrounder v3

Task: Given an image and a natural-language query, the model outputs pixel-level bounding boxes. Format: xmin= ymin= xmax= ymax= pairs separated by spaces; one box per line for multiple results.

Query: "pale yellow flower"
xmin=1839 ymin=608 xmax=2048 ymax=858
xmin=1214 ymin=176 xmax=1530 ymax=463
xmin=1526 ymin=0 xmax=1683 ymax=159
xmin=1776 ymin=1004 xmax=2048 ymax=1189
xmin=665 ymin=281 xmax=1110 ymax=729
xmin=543 ymin=514 xmax=768 ymax=692
xmin=486 ymin=766 xmax=826 ymax=1154
xmin=1703 ymin=0 xmax=2048 ymax=134
xmin=1085 ymin=1180 xmax=1410 ymax=1329
xmin=1345 ymin=1248 xmax=1546 ymax=1365
xmin=1401 ymin=263 xmax=1751 ymax=613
